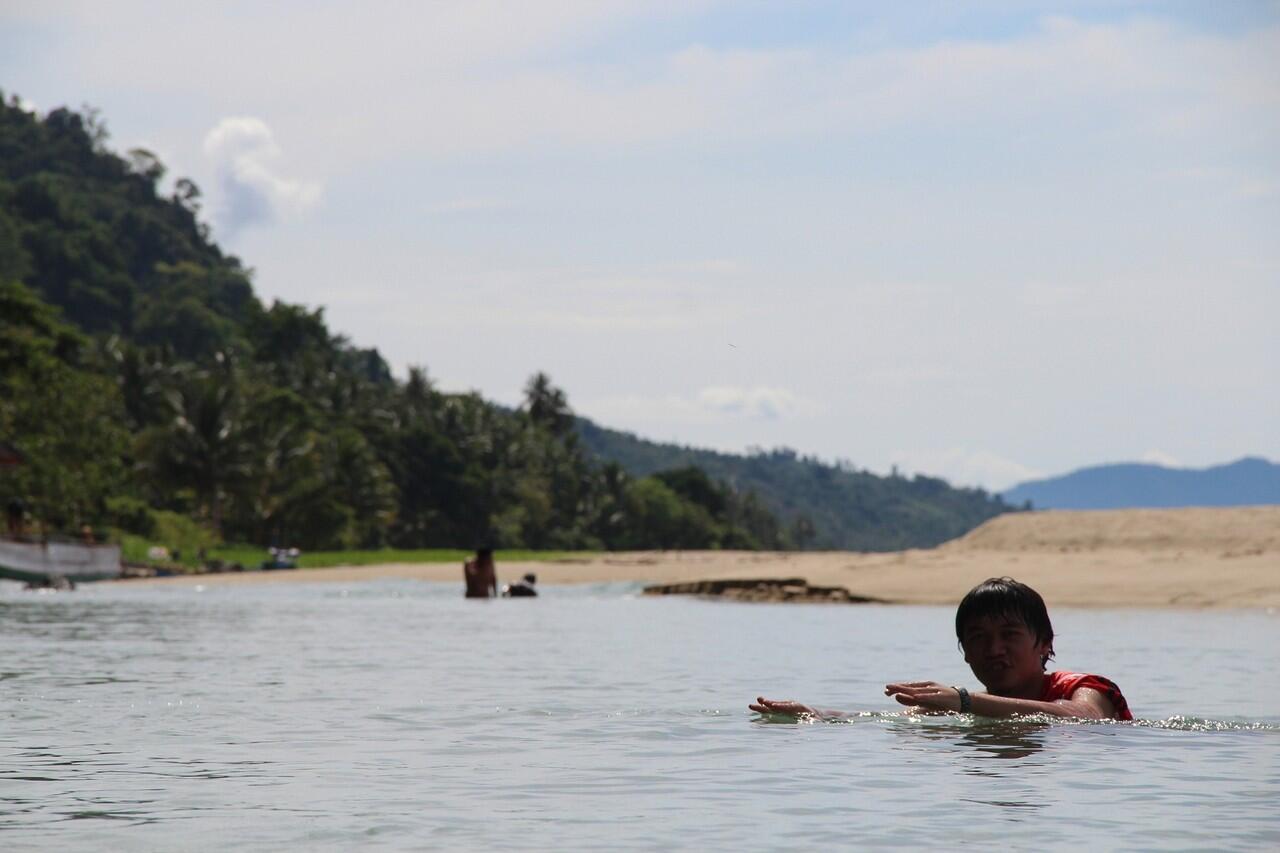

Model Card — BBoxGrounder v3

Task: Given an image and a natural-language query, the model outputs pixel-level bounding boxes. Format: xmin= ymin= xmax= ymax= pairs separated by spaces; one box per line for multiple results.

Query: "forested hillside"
xmin=577 ymin=420 xmax=1014 ymax=551
xmin=1 ymin=95 xmax=1014 ymax=554
xmin=0 ymin=95 xmax=789 ymax=552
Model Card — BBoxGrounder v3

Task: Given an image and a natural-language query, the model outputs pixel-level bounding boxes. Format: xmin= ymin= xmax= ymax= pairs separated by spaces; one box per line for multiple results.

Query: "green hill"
xmin=577 ymin=420 xmax=1014 ymax=551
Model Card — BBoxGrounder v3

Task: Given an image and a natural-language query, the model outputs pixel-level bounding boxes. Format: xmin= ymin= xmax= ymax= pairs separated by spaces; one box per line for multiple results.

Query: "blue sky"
xmin=3 ymin=1 xmax=1278 ymax=489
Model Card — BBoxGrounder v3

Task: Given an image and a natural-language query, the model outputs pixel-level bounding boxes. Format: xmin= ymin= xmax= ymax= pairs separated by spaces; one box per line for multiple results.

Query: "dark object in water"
xmin=503 ymin=573 xmax=538 ymax=597
xmin=642 ymin=577 xmax=887 ymax=604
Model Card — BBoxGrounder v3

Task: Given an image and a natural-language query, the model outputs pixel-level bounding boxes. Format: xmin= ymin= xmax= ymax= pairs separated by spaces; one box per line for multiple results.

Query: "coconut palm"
xmin=142 ymin=355 xmax=253 ymax=537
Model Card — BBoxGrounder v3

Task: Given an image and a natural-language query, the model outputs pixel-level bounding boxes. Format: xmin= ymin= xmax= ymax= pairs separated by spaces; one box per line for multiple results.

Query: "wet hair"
xmin=523 ymin=573 xmax=537 ymax=584
xmin=955 ymin=577 xmax=1055 ymax=668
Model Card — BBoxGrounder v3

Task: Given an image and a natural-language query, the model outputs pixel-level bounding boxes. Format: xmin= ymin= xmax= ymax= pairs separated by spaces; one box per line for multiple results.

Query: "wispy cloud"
xmin=584 ymin=385 xmax=820 ymax=426
xmin=891 ymin=448 xmax=1045 ymax=492
xmin=329 ymin=15 xmax=1280 ymax=159
xmin=202 ymin=117 xmax=320 ymax=238
xmin=1140 ymin=449 xmax=1182 ymax=468
xmin=698 ymin=385 xmax=813 ymax=420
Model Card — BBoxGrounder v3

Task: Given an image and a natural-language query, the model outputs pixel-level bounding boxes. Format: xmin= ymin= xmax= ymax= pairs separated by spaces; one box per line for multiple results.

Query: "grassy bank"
xmin=264 ymin=548 xmax=593 ymax=569
xmin=119 ymin=536 xmax=593 ymax=571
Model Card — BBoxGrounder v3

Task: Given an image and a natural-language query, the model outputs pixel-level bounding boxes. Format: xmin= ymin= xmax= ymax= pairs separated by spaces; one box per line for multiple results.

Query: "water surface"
xmin=2 ymin=580 xmax=1277 ymax=850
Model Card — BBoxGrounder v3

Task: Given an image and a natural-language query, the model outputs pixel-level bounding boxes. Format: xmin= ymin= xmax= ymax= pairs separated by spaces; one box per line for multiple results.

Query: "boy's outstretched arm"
xmin=884 ymin=681 xmax=1118 ymax=720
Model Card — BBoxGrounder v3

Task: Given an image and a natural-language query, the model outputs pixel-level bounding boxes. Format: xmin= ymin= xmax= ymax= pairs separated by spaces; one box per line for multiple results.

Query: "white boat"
xmin=0 ymin=537 xmax=122 ymax=586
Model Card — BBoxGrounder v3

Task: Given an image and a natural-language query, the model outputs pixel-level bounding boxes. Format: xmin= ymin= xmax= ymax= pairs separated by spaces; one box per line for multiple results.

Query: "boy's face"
xmin=960 ymin=613 xmax=1051 ymax=694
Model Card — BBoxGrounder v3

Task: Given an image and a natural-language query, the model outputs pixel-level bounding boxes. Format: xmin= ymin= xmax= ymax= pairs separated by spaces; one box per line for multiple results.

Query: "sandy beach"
xmin=118 ymin=506 xmax=1280 ymax=608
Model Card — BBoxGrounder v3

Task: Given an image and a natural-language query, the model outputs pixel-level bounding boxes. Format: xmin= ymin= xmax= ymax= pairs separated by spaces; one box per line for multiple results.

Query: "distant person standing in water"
xmin=752 ymin=577 xmax=1132 ymax=721
xmin=464 ymin=548 xmax=497 ymax=599
xmin=502 ymin=573 xmax=538 ymax=598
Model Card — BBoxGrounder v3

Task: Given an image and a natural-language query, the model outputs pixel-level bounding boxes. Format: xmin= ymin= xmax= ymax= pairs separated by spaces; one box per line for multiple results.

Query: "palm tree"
xmin=144 ymin=355 xmax=252 ymax=537
xmin=523 ymin=372 xmax=573 ymax=437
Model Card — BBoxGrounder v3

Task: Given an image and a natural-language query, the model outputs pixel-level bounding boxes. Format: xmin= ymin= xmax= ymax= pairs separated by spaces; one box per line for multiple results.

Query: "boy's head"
xmin=955 ymin=578 xmax=1056 ymax=690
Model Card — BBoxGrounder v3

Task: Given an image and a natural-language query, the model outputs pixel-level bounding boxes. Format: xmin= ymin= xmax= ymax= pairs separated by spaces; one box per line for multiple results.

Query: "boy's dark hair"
xmin=955 ymin=577 xmax=1055 ymax=668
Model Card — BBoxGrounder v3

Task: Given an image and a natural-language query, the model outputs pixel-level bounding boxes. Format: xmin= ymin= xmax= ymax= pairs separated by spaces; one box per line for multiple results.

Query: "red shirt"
xmin=1041 ymin=671 xmax=1133 ymax=720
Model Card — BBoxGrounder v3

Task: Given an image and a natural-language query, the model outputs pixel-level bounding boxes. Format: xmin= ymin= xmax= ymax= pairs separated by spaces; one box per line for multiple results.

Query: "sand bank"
xmin=116 ymin=507 xmax=1280 ymax=608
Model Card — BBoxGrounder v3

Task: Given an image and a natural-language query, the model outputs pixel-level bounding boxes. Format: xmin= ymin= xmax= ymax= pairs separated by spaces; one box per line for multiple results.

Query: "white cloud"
xmin=202 ymin=117 xmax=320 ymax=237
xmin=698 ymin=385 xmax=813 ymax=420
xmin=890 ymin=448 xmax=1045 ymax=493
xmin=39 ymin=7 xmax=1272 ymax=165
xmin=1140 ymin=449 xmax=1182 ymax=468
xmin=353 ymin=15 xmax=1280 ymax=159
xmin=11 ymin=7 xmax=1280 ymax=171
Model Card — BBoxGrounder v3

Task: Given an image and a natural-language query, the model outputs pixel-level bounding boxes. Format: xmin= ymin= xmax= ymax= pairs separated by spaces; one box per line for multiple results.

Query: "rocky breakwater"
xmin=642 ymin=577 xmax=888 ymax=604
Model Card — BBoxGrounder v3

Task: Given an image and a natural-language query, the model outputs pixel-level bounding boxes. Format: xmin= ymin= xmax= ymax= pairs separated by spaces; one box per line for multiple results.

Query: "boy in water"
xmin=751 ymin=577 xmax=1132 ymax=721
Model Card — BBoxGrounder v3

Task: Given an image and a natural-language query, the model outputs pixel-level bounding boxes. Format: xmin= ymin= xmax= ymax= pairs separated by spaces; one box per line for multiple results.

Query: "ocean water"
xmin=1 ymin=579 xmax=1278 ymax=851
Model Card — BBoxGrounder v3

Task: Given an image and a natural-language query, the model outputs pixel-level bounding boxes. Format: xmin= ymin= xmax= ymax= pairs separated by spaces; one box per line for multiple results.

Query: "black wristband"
xmin=954 ymin=686 xmax=972 ymax=713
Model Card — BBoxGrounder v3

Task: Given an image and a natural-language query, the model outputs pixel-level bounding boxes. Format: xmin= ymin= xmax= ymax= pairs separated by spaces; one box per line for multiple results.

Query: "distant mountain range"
xmin=1002 ymin=457 xmax=1280 ymax=510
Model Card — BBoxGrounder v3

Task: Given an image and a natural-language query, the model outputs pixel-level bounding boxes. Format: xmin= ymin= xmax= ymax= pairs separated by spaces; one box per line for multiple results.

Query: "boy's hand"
xmin=884 ymin=681 xmax=963 ymax=712
xmin=749 ymin=697 xmax=818 ymax=717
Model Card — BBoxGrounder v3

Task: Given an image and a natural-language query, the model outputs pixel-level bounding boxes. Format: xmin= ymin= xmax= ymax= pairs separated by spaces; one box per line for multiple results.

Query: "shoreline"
xmin=110 ymin=550 xmax=1280 ymax=609
xmin=108 ymin=505 xmax=1280 ymax=609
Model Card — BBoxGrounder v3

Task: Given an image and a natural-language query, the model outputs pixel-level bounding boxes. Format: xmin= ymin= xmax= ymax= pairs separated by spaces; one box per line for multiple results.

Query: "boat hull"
xmin=0 ymin=538 xmax=122 ymax=584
